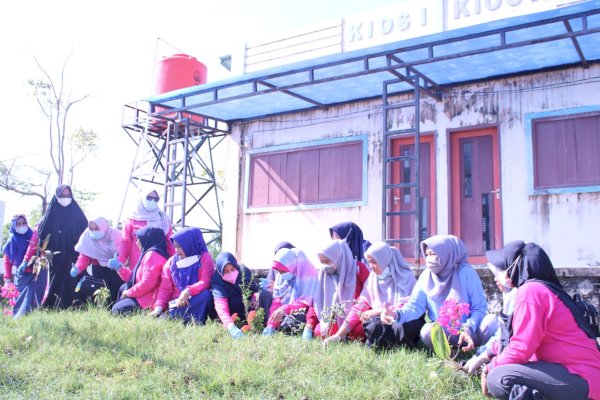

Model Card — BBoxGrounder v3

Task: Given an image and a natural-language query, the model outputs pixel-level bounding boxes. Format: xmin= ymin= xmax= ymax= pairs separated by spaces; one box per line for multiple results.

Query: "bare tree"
xmin=0 ymin=160 xmax=52 ymax=213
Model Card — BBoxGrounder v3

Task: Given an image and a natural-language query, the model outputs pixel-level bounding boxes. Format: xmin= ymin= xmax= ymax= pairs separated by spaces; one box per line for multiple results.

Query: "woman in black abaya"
xmin=21 ymin=184 xmax=88 ymax=309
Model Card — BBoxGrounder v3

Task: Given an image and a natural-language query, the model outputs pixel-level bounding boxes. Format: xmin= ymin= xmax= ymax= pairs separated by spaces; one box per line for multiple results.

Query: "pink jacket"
xmin=121 ymin=251 xmax=166 ymax=309
xmin=154 ymin=251 xmax=215 ymax=309
xmin=490 ymin=282 xmax=600 ymax=400
xmin=117 ymin=218 xmax=175 ymax=268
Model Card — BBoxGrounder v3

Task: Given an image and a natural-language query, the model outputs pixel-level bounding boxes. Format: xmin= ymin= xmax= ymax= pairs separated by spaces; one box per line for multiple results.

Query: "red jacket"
xmin=121 ymin=251 xmax=166 ymax=309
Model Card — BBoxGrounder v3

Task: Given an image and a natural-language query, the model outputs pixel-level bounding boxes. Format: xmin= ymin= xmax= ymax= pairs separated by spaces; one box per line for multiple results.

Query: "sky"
xmin=0 ymin=0 xmax=401 ymax=227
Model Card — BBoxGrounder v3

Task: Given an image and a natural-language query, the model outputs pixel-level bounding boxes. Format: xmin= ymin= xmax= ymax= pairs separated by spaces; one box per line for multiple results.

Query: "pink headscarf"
xmin=272 ymin=248 xmax=317 ymax=306
xmin=313 ymin=240 xmax=357 ymax=326
xmin=360 ymin=241 xmax=416 ymax=310
xmin=74 ymin=217 xmax=122 ymax=266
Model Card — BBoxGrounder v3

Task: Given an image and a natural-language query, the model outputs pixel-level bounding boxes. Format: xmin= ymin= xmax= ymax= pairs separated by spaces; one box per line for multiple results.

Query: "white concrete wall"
xmin=221 ymin=64 xmax=600 ymax=269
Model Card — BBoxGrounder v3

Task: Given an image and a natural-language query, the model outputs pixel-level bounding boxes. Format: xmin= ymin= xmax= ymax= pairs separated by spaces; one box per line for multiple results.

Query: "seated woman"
xmin=325 ymin=241 xmax=419 ymax=348
xmin=111 ymin=226 xmax=168 ymax=316
xmin=304 ymin=239 xmax=367 ymax=341
xmin=329 ymin=221 xmax=372 ymax=263
xmin=70 ymin=217 xmax=123 ymax=303
xmin=211 ymin=252 xmax=258 ymax=338
xmin=152 ymin=227 xmax=215 ymax=324
xmin=384 ymin=235 xmax=495 ymax=351
xmin=483 ymin=241 xmax=600 ymax=400
xmin=262 ymin=247 xmax=317 ymax=336
xmin=258 ymin=241 xmax=295 ymax=323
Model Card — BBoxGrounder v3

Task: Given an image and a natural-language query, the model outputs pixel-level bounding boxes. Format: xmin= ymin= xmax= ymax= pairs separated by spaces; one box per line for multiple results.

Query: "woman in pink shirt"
xmin=483 ymin=241 xmax=600 ymax=400
xmin=113 ymin=189 xmax=175 ymax=271
xmin=151 ymin=227 xmax=215 ymax=324
xmin=111 ymin=226 xmax=168 ymax=316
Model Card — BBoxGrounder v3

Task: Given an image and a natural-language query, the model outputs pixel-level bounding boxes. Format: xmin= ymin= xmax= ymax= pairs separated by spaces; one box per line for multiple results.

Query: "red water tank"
xmin=151 ymin=54 xmax=207 ymax=127
xmin=152 ymin=53 xmax=207 ymax=95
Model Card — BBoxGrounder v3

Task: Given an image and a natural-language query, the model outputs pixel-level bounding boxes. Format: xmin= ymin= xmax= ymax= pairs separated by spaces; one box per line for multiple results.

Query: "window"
xmin=247 ymin=139 xmax=364 ymax=209
xmin=532 ymin=113 xmax=600 ymax=191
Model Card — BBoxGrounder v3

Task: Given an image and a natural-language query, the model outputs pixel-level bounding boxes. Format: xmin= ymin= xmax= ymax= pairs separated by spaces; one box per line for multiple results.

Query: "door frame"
xmin=450 ymin=126 xmax=502 ymax=264
xmin=390 ymin=133 xmax=437 ymax=262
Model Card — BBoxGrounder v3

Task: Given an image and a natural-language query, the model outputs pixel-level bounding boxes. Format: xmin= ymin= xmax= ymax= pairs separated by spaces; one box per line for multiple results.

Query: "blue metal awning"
xmin=146 ymin=1 xmax=600 ymax=123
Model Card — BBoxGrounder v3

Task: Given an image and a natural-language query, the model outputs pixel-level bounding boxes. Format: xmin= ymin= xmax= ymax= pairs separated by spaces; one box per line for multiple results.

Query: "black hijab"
xmin=37 ymin=184 xmax=88 ymax=266
xmin=489 ymin=241 xmax=599 ymax=347
xmin=128 ymin=226 xmax=169 ymax=287
xmin=329 ymin=221 xmax=366 ymax=261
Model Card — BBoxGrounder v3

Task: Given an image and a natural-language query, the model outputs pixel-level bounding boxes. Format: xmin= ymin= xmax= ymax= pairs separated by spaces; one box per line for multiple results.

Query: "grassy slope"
xmin=0 ymin=309 xmax=485 ymax=400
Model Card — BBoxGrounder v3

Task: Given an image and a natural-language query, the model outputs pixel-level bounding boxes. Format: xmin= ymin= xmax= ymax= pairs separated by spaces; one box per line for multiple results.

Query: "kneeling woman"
xmin=211 ymin=252 xmax=258 ymax=338
xmin=325 ymin=241 xmax=419 ymax=348
xmin=307 ymin=239 xmax=367 ymax=340
xmin=262 ymin=248 xmax=317 ymax=336
xmin=152 ymin=227 xmax=215 ymax=324
xmin=111 ymin=226 xmax=168 ymax=315
xmin=71 ymin=217 xmax=123 ymax=303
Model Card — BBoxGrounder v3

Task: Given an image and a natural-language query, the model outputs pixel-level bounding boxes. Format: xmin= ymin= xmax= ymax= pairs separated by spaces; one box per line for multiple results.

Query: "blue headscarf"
xmin=129 ymin=226 xmax=169 ymax=287
xmin=211 ymin=252 xmax=253 ymax=299
xmin=169 ymin=227 xmax=208 ymax=292
xmin=329 ymin=221 xmax=367 ymax=262
xmin=3 ymin=215 xmax=33 ymax=266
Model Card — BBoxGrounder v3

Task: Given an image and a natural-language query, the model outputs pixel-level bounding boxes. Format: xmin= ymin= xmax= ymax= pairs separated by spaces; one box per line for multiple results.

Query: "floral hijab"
xmin=272 ymin=248 xmax=317 ymax=306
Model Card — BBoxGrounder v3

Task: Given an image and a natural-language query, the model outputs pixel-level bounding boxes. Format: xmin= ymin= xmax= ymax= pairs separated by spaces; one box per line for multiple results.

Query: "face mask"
xmin=15 ymin=226 xmax=28 ymax=235
xmin=175 ymin=255 xmax=199 ymax=269
xmin=426 ymin=255 xmax=443 ymax=274
xmin=322 ymin=264 xmax=337 ymax=275
xmin=280 ymin=272 xmax=294 ymax=282
xmin=143 ymin=198 xmax=158 ymax=211
xmin=57 ymin=197 xmax=72 ymax=207
xmin=377 ymin=267 xmax=391 ymax=281
xmin=223 ymin=270 xmax=239 ymax=285
xmin=90 ymin=231 xmax=104 ymax=240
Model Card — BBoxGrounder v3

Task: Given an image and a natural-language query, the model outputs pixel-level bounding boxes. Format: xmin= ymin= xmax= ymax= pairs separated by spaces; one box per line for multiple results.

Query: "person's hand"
xmin=360 ymin=309 xmax=379 ymax=323
xmin=302 ymin=326 xmax=314 ymax=341
xmin=176 ymin=289 xmax=191 ymax=308
xmin=259 ymin=278 xmax=273 ymax=291
xmin=322 ymin=334 xmax=342 ymax=347
xmin=149 ymin=306 xmax=163 ymax=318
xmin=250 ymin=293 xmax=259 ymax=309
xmin=17 ymin=260 xmax=28 ymax=275
xmin=463 ymin=353 xmax=490 ymax=375
xmin=262 ymin=326 xmax=276 ymax=336
xmin=228 ymin=325 xmax=244 ymax=339
xmin=268 ymin=307 xmax=285 ymax=324
xmin=458 ymin=329 xmax=475 ymax=352
xmin=121 ymin=289 xmax=129 ymax=299
xmin=481 ymin=365 xmax=490 ymax=397
xmin=107 ymin=253 xmax=121 ymax=271
xmin=380 ymin=307 xmax=395 ymax=325
xmin=69 ymin=264 xmax=80 ymax=278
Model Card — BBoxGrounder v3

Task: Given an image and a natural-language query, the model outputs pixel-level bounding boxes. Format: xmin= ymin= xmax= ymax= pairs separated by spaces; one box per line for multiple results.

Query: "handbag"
xmin=75 ymin=275 xmax=107 ymax=298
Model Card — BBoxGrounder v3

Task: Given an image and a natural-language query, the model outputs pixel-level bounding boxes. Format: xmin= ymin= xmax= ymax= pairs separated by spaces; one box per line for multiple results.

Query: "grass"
xmin=0 ymin=308 xmax=486 ymax=400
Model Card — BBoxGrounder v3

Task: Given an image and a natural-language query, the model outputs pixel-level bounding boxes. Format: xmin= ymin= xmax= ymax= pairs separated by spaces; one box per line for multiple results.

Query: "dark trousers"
xmin=258 ymin=290 xmax=273 ymax=327
xmin=487 ymin=361 xmax=589 ymax=400
xmin=169 ymin=289 xmax=214 ymax=324
xmin=90 ymin=265 xmax=123 ymax=304
xmin=363 ymin=316 xmax=425 ymax=349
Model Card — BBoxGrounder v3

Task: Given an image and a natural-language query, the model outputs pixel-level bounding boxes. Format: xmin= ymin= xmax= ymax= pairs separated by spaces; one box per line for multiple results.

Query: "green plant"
xmin=93 ymin=287 xmax=111 ymax=309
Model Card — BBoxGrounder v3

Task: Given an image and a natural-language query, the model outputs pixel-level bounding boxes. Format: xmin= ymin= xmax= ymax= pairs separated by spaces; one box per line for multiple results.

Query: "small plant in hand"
xmin=321 ymin=300 xmax=352 ymax=338
xmin=1 ymin=282 xmax=20 ymax=316
xmin=430 ymin=299 xmax=470 ymax=365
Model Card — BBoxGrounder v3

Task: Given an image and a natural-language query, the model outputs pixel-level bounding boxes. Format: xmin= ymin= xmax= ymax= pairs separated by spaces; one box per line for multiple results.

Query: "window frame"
xmin=243 ymin=135 xmax=368 ymax=213
xmin=526 ymin=106 xmax=600 ymax=195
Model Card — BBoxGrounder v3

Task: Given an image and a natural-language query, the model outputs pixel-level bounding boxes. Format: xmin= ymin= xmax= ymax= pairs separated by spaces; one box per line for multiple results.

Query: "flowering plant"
xmin=1 ymin=282 xmax=20 ymax=316
xmin=431 ymin=299 xmax=470 ymax=360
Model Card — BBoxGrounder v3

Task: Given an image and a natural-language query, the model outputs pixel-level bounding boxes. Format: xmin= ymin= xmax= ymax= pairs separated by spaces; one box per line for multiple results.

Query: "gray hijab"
xmin=419 ymin=235 xmax=469 ymax=303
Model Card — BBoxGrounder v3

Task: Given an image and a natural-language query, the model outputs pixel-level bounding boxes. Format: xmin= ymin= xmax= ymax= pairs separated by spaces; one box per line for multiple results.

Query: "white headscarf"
xmin=74 ymin=217 xmax=122 ymax=266
xmin=313 ymin=240 xmax=357 ymax=326
xmin=360 ymin=241 xmax=416 ymax=310
xmin=129 ymin=189 xmax=171 ymax=233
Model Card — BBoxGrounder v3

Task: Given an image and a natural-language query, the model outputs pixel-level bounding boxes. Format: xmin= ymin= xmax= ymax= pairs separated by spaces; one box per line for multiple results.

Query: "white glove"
xmin=463 ymin=353 xmax=490 ymax=375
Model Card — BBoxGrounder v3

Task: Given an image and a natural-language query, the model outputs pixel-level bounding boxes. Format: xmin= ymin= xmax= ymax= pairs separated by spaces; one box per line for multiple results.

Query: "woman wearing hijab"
xmin=110 ymin=188 xmax=175 ymax=272
xmin=151 ymin=227 xmax=215 ymax=324
xmin=258 ymin=241 xmax=295 ymax=320
xmin=325 ymin=241 xmax=419 ymax=348
xmin=262 ymin=247 xmax=317 ymax=336
xmin=20 ymin=185 xmax=88 ymax=310
xmin=211 ymin=252 xmax=258 ymax=338
xmin=70 ymin=217 xmax=123 ymax=303
xmin=329 ymin=221 xmax=372 ymax=263
xmin=304 ymin=240 xmax=366 ymax=341
xmin=3 ymin=215 xmax=33 ymax=285
xmin=383 ymin=235 xmax=494 ymax=351
xmin=111 ymin=226 xmax=168 ymax=316
xmin=482 ymin=241 xmax=600 ymax=400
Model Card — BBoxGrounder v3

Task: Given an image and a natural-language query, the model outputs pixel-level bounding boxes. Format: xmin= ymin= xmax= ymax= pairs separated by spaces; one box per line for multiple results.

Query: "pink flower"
xmin=437 ymin=298 xmax=470 ymax=336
